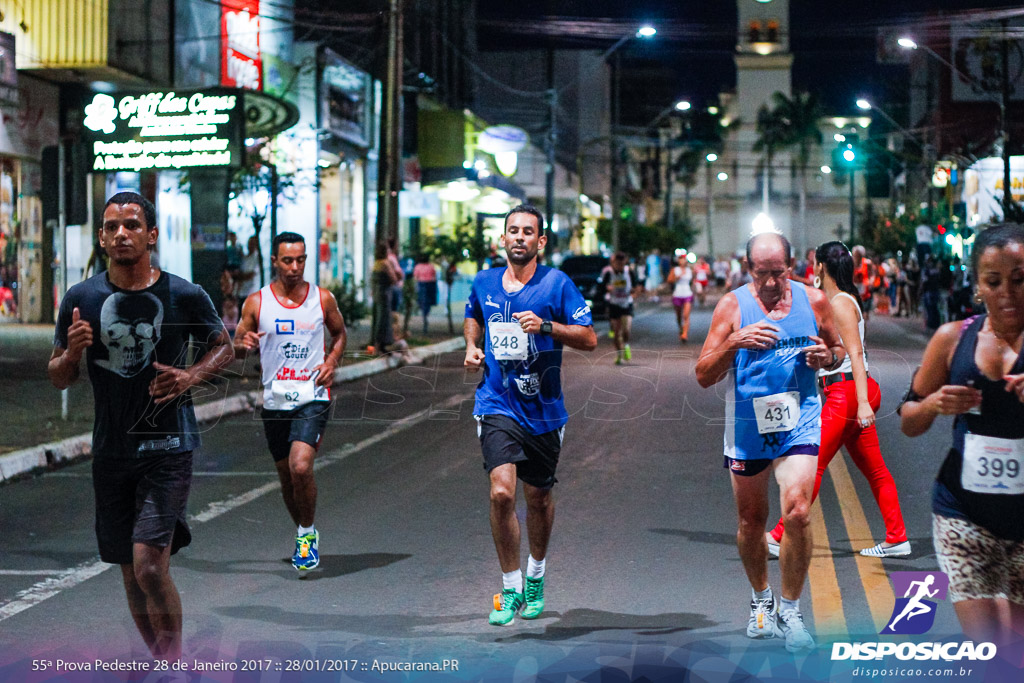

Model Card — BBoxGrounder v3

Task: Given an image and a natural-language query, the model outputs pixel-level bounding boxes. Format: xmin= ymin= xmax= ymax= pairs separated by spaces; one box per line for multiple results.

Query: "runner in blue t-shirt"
xmin=696 ymin=231 xmax=844 ymax=653
xmin=464 ymin=204 xmax=596 ymax=626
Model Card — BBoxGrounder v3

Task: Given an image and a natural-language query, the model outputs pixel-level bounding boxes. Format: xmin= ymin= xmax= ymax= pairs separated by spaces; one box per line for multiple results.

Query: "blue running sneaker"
xmin=292 ymin=529 xmax=319 ymax=571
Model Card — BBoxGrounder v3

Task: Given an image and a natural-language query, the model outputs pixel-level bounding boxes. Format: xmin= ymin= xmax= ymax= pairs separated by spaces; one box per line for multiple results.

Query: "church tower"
xmin=734 ymin=0 xmax=792 ymax=124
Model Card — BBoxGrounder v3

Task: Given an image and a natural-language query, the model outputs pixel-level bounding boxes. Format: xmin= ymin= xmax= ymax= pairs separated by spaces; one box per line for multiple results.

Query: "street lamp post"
xmin=662 ymin=100 xmax=690 ymax=236
xmin=604 ymin=25 xmax=656 ymax=250
xmin=705 ymin=153 xmax=717 ymax=257
xmin=899 ymin=35 xmax=1012 ymax=216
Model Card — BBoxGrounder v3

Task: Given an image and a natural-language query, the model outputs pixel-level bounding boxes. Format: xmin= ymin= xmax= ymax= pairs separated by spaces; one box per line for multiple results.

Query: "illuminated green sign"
xmin=82 ymin=89 xmax=243 ymax=171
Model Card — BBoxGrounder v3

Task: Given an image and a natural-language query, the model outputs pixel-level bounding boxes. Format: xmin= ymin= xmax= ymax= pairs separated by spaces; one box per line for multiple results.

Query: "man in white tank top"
xmin=234 ymin=232 xmax=348 ymax=572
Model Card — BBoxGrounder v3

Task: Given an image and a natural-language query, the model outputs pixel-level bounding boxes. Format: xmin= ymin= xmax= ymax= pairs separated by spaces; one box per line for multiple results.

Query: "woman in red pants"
xmin=766 ymin=241 xmax=910 ymax=557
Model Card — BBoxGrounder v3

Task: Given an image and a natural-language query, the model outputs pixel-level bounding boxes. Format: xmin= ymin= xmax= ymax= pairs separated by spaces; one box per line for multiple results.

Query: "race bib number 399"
xmin=489 ymin=321 xmax=529 ymax=361
xmin=962 ymin=433 xmax=1024 ymax=494
xmin=752 ymin=391 xmax=801 ymax=435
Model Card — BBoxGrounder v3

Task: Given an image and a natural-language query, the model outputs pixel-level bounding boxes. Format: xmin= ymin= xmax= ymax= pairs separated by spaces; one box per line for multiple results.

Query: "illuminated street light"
xmin=856 ymin=98 xmax=871 ymax=111
xmin=604 ymin=24 xmax=658 ymax=248
xmin=821 ymin=165 xmax=832 ymax=174
xmin=751 ymin=212 xmax=776 ymax=235
xmin=717 ymin=172 xmax=729 ymax=181
xmin=834 ymin=133 xmax=846 ymax=142
xmin=675 ymin=100 xmax=691 ymax=111
xmin=706 ymin=153 xmax=718 ymax=162
xmin=899 ymin=34 xmax=1011 ymax=214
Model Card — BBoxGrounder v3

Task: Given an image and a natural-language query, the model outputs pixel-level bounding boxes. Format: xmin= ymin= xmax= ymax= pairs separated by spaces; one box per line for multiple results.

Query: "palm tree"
xmin=753 ymin=104 xmax=788 ymax=213
xmin=772 ymin=91 xmax=824 ymax=251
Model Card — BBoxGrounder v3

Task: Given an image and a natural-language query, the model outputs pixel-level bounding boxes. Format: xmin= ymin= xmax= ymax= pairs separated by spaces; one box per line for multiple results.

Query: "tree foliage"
xmin=596 ymin=217 xmax=697 ymax=257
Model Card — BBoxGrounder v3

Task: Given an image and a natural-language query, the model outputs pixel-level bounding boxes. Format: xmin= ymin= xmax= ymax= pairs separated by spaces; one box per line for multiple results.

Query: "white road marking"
xmin=0 ymin=570 xmax=69 ymax=576
xmin=0 ymin=393 xmax=471 ymax=622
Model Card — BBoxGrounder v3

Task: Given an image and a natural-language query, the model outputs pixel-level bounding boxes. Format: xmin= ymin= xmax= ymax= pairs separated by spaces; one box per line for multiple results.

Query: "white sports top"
xmin=671 ymin=266 xmax=693 ymax=299
xmin=819 ymin=291 xmax=868 ymax=377
xmin=258 ymin=283 xmax=330 ymax=410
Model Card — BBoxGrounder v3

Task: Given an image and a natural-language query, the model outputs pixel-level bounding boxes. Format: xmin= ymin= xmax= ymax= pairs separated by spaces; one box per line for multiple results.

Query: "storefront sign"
xmin=221 ymin=0 xmax=262 ymax=91
xmin=82 ymin=90 xmax=243 ymax=171
xmin=477 ymin=125 xmax=528 ymax=154
xmin=399 ymin=190 xmax=441 ymax=218
xmin=0 ymin=32 xmax=16 ymax=106
xmin=321 ymin=49 xmax=371 ymax=148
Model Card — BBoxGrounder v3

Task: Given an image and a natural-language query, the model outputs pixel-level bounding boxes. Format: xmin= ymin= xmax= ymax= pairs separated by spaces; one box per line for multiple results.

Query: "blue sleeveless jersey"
xmin=726 ymin=282 xmax=822 ymax=460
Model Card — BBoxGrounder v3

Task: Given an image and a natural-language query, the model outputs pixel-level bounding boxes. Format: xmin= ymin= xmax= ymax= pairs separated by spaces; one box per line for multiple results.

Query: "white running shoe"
xmin=766 ymin=532 xmax=780 ymax=558
xmin=859 ymin=541 xmax=911 ymax=557
xmin=777 ymin=609 xmax=815 ymax=653
xmin=746 ymin=595 xmax=780 ymax=639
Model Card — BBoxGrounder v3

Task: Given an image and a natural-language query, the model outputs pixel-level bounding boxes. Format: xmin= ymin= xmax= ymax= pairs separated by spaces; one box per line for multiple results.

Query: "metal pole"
xmin=849 ymin=168 xmax=856 ymax=243
xmin=706 ymin=160 xmax=714 ymax=257
xmin=664 ymin=149 xmax=673 ymax=231
xmin=545 ymin=49 xmax=556 ymax=249
xmin=58 ymin=142 xmax=69 ymax=420
xmin=610 ymin=51 xmax=621 ymax=250
xmin=1001 ymin=19 xmax=1012 ymax=216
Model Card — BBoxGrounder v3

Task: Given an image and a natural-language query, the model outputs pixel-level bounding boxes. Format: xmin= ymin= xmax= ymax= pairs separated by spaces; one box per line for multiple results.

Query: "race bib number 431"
xmin=962 ymin=433 xmax=1024 ymax=494
xmin=489 ymin=321 xmax=528 ymax=361
xmin=752 ymin=391 xmax=801 ymax=435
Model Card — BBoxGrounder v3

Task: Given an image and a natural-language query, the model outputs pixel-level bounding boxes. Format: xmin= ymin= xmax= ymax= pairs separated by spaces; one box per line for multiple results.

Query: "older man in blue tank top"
xmin=696 ymin=231 xmax=845 ymax=653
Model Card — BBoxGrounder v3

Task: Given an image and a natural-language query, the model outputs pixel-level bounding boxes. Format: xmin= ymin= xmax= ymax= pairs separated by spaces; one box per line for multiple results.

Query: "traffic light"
xmin=831 ymin=133 xmax=860 ymax=170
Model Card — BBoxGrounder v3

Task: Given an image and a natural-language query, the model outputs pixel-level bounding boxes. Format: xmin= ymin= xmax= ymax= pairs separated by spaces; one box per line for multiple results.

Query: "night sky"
xmin=478 ymin=1 xmax=1024 ymax=124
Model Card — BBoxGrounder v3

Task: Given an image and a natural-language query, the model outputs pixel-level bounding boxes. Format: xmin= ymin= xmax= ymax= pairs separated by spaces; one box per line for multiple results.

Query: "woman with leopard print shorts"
xmin=900 ymin=223 xmax=1024 ymax=651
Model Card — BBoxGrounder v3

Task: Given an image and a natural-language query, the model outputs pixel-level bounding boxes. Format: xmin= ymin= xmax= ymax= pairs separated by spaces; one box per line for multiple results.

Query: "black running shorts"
xmin=607 ymin=303 xmax=634 ymax=319
xmin=261 ymin=400 xmax=331 ymax=462
xmin=92 ymin=452 xmax=193 ymax=565
xmin=476 ymin=414 xmax=564 ymax=489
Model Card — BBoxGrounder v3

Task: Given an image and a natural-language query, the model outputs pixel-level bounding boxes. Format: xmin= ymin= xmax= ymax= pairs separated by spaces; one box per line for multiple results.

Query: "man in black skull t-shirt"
xmin=49 ymin=191 xmax=232 ymax=661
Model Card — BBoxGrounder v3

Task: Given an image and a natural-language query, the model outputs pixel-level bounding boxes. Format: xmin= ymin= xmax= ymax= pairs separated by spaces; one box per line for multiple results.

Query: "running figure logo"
xmin=881 ymin=571 xmax=949 ymax=635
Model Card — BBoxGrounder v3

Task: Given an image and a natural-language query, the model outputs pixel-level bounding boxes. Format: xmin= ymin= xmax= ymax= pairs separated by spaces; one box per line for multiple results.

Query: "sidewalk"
xmin=0 ymin=299 xmax=468 ymax=480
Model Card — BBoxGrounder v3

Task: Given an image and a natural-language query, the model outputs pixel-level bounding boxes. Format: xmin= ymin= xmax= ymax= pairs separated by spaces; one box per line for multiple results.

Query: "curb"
xmin=0 ymin=337 xmax=466 ymax=483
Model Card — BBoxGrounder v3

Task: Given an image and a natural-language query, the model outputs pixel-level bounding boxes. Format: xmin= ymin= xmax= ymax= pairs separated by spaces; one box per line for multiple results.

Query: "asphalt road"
xmin=0 ymin=300 xmax=1013 ymax=682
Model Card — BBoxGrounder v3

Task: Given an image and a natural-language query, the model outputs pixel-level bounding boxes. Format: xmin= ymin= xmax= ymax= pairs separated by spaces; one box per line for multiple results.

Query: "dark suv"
xmin=559 ymin=255 xmax=608 ymax=319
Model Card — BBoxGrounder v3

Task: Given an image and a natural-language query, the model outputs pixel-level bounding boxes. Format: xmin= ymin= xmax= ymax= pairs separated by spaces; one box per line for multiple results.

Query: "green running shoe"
xmin=522 ymin=576 xmax=545 ymax=619
xmin=488 ymin=588 xmax=524 ymax=626
xmin=292 ymin=530 xmax=319 ymax=571
xmin=623 ymin=344 xmax=632 ymax=361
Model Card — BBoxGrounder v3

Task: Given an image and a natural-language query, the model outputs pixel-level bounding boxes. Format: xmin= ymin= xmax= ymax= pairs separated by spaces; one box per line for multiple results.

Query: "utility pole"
xmin=1001 ymin=19 xmax=1012 ymax=216
xmin=664 ymin=147 xmax=674 ymax=232
xmin=377 ymin=0 xmax=403 ymax=247
xmin=610 ymin=51 xmax=621 ymax=250
xmin=849 ymin=168 xmax=856 ymax=243
xmin=546 ymin=49 xmax=556 ymax=247
xmin=705 ymin=160 xmax=714 ymax=258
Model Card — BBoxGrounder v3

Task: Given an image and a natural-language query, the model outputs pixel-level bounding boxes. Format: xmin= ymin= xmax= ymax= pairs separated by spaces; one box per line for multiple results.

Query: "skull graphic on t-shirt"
xmin=95 ymin=292 xmax=164 ymax=377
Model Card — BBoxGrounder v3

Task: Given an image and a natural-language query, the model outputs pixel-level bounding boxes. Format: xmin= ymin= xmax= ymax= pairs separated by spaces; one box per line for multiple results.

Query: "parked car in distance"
xmin=559 ymin=254 xmax=608 ymax=319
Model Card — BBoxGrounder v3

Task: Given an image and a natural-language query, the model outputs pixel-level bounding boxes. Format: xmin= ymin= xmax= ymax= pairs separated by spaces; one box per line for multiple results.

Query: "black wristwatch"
xmin=540 ymin=320 xmax=553 ymax=336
